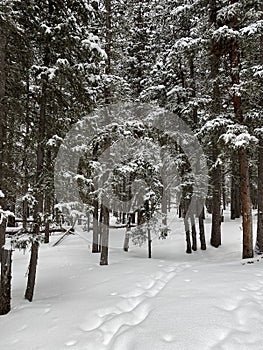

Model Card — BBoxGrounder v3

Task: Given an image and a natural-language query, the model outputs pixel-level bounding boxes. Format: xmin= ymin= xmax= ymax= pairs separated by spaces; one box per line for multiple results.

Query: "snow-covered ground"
xmin=1 ymin=209 xmax=263 ymax=350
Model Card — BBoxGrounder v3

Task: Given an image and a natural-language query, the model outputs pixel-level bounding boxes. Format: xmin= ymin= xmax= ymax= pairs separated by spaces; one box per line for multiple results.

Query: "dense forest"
xmin=0 ymin=0 xmax=262 ymax=314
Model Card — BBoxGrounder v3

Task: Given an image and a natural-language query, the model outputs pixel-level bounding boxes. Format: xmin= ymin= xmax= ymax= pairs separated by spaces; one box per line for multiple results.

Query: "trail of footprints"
xmin=80 ymin=263 xmax=190 ymax=348
xmin=212 ymin=273 xmax=263 ymax=349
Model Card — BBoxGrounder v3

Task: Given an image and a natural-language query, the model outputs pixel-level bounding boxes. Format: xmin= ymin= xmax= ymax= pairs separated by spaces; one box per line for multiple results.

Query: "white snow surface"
xmin=1 ymin=209 xmax=263 ymax=350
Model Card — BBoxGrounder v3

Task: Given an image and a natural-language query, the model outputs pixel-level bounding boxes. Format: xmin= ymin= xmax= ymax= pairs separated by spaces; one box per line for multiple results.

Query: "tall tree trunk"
xmin=44 ymin=149 xmax=52 ymax=243
xmin=92 ymin=199 xmax=100 ymax=253
xmin=231 ymin=157 xmax=241 ymax=219
xmin=184 ymin=216 xmax=192 ymax=254
xmin=199 ymin=207 xmax=206 ymax=250
xmin=123 ymin=216 xmax=131 ymax=252
xmin=0 ymin=22 xmax=7 ymax=210
xmin=36 ymin=0 xmax=54 ymax=214
xmin=210 ymin=161 xmax=222 ymax=248
xmin=256 ymin=137 xmax=263 ymax=253
xmin=0 ymin=248 xmax=12 ymax=315
xmin=209 ymin=0 xmax=222 ymax=247
xmin=161 ymin=171 xmax=168 ymax=226
xmin=190 ymin=214 xmax=197 ymax=251
xmin=104 ymin=0 xmax=112 ymax=103
xmin=0 ymin=217 xmax=6 ymax=261
xmin=100 ymin=204 xmax=109 ymax=265
xmin=147 ymin=225 xmax=152 ymax=258
xmin=229 ymin=1 xmax=253 ymax=258
xmin=239 ymin=149 xmax=253 ymax=258
xmin=36 ymin=82 xmax=46 ymax=214
xmin=25 ymin=223 xmax=40 ymax=302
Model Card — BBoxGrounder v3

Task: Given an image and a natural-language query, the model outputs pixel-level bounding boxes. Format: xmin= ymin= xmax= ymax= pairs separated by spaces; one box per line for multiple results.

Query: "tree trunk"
xmin=100 ymin=204 xmax=109 ymax=265
xmin=210 ymin=162 xmax=222 ymax=248
xmin=239 ymin=148 xmax=253 ymax=259
xmin=104 ymin=0 xmax=112 ymax=103
xmin=92 ymin=200 xmax=99 ymax=253
xmin=228 ymin=1 xmax=253 ymax=259
xmin=25 ymin=223 xmax=40 ymax=302
xmin=0 ymin=248 xmax=12 ymax=315
xmin=36 ymin=81 xmax=46 ymax=214
xmin=22 ymin=197 xmax=28 ymax=230
xmin=184 ymin=216 xmax=192 ymax=254
xmin=123 ymin=216 xmax=131 ymax=252
xmin=256 ymin=138 xmax=263 ymax=253
xmin=44 ymin=198 xmax=51 ymax=244
xmin=231 ymin=157 xmax=241 ymax=219
xmin=147 ymin=225 xmax=152 ymax=258
xmin=0 ymin=217 xmax=6 ymax=261
xmin=161 ymin=181 xmax=167 ymax=226
xmin=190 ymin=214 xmax=197 ymax=251
xmin=199 ymin=207 xmax=206 ymax=250
xmin=0 ymin=22 xmax=7 ymax=209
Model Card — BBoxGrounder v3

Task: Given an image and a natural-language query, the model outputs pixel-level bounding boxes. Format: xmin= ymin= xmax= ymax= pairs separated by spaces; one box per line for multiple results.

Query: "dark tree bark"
xmin=100 ymin=204 xmax=109 ymax=265
xmin=123 ymin=216 xmax=131 ymax=252
xmin=208 ymin=0 xmax=222 ymax=248
xmin=104 ymin=0 xmax=112 ymax=103
xmin=0 ymin=248 xmax=12 ymax=315
xmin=190 ymin=214 xmax=197 ymax=251
xmin=161 ymin=176 xmax=168 ymax=226
xmin=25 ymin=223 xmax=40 ymax=302
xmin=239 ymin=149 xmax=253 ymax=258
xmin=43 ymin=149 xmax=52 ymax=243
xmin=231 ymin=157 xmax=241 ymax=219
xmin=147 ymin=225 xmax=152 ymax=258
xmin=256 ymin=137 xmax=263 ymax=253
xmin=92 ymin=199 xmax=100 ymax=253
xmin=184 ymin=216 xmax=192 ymax=254
xmin=228 ymin=0 xmax=253 ymax=258
xmin=0 ymin=217 xmax=6 ymax=261
xmin=22 ymin=197 xmax=29 ymax=230
xmin=0 ymin=21 xmax=7 ymax=210
xmin=199 ymin=207 xmax=206 ymax=250
xmin=210 ymin=161 xmax=222 ymax=248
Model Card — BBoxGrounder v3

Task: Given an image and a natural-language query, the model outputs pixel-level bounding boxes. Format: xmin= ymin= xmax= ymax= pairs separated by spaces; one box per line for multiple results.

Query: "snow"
xmin=0 ymin=209 xmax=262 ymax=350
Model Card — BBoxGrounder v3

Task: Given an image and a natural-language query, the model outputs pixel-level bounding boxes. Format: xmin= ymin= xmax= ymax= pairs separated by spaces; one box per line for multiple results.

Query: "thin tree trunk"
xmin=0 ymin=22 xmax=7 ymax=210
xmin=256 ymin=138 xmax=263 ymax=253
xmin=147 ymin=225 xmax=152 ymax=258
xmin=199 ymin=207 xmax=206 ymax=250
xmin=0 ymin=248 xmax=12 ymax=315
xmin=92 ymin=199 xmax=99 ymax=253
xmin=161 ymin=181 xmax=167 ymax=226
xmin=100 ymin=204 xmax=109 ymax=265
xmin=210 ymin=162 xmax=222 ymax=247
xmin=25 ymin=223 xmax=39 ymax=302
xmin=190 ymin=214 xmax=197 ymax=251
xmin=123 ymin=216 xmax=131 ymax=252
xmin=104 ymin=0 xmax=112 ymax=103
xmin=44 ymin=197 xmax=51 ymax=244
xmin=0 ymin=217 xmax=6 ymax=261
xmin=184 ymin=216 xmax=192 ymax=254
xmin=228 ymin=1 xmax=253 ymax=258
xmin=239 ymin=148 xmax=253 ymax=259
xmin=22 ymin=198 xmax=28 ymax=230
xmin=231 ymin=158 xmax=241 ymax=219
xmin=36 ymin=82 xmax=46 ymax=214
xmin=209 ymin=0 xmax=222 ymax=248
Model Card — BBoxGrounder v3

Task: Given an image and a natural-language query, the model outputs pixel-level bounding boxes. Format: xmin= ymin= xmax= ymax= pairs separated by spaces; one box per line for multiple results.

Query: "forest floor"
xmin=0 ymin=208 xmax=262 ymax=350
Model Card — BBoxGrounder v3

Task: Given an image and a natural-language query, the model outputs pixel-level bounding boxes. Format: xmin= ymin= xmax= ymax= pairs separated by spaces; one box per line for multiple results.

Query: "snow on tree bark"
xmin=0 ymin=248 xmax=12 ymax=315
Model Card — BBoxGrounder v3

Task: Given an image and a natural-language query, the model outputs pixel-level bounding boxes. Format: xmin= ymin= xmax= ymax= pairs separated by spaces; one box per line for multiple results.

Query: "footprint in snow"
xmin=65 ymin=340 xmax=77 ymax=347
xmin=80 ymin=266 xmax=183 ymax=347
xmin=162 ymin=334 xmax=174 ymax=342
